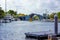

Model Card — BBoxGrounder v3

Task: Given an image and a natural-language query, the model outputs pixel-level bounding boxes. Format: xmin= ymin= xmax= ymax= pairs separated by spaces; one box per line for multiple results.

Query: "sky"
xmin=0 ymin=0 xmax=60 ymax=15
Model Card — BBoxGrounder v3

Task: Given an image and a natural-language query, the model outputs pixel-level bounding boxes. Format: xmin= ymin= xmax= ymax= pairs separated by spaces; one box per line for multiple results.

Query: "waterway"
xmin=0 ymin=21 xmax=60 ymax=40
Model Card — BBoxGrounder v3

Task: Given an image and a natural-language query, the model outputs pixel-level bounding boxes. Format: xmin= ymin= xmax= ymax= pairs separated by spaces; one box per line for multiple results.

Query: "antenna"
xmin=5 ymin=0 xmax=7 ymax=12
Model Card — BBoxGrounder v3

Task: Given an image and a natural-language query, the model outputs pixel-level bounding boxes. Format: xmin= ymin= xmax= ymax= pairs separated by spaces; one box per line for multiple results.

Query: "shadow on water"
xmin=25 ymin=37 xmax=48 ymax=40
xmin=25 ymin=38 xmax=38 ymax=40
xmin=25 ymin=39 xmax=37 ymax=40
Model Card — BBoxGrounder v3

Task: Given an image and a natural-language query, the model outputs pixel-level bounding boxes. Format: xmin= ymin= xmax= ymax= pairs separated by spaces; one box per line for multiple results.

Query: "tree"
xmin=33 ymin=15 xmax=39 ymax=20
xmin=57 ymin=12 xmax=60 ymax=19
xmin=0 ymin=9 xmax=5 ymax=19
xmin=49 ymin=13 xmax=55 ymax=19
xmin=8 ymin=10 xmax=17 ymax=15
xmin=18 ymin=13 xmax=25 ymax=17
xmin=8 ymin=10 xmax=17 ymax=18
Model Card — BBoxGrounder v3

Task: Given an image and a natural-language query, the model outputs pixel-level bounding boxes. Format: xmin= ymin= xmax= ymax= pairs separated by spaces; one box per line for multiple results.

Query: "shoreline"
xmin=0 ymin=19 xmax=60 ymax=23
xmin=41 ymin=19 xmax=60 ymax=22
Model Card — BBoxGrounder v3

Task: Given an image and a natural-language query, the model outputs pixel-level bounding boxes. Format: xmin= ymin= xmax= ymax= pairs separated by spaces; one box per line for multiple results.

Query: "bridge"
xmin=19 ymin=13 xmax=43 ymax=21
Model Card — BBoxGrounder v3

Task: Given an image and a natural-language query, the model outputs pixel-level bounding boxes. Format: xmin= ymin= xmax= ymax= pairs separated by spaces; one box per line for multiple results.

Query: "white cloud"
xmin=0 ymin=0 xmax=5 ymax=10
xmin=0 ymin=0 xmax=60 ymax=14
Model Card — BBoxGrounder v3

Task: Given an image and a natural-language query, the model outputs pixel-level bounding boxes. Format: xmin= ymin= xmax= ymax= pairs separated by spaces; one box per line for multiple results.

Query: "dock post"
xmin=54 ymin=14 xmax=58 ymax=34
xmin=54 ymin=14 xmax=58 ymax=40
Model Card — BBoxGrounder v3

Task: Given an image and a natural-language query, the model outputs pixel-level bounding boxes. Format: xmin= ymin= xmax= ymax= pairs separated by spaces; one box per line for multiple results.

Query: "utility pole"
xmin=4 ymin=0 xmax=7 ymax=22
xmin=5 ymin=0 xmax=7 ymax=12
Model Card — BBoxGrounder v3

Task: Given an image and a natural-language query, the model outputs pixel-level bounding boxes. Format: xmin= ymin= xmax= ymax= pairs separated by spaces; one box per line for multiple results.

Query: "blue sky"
xmin=0 ymin=0 xmax=60 ymax=15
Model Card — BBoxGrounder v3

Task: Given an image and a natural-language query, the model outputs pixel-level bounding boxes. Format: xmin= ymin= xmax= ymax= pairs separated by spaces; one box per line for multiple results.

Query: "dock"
xmin=25 ymin=31 xmax=60 ymax=40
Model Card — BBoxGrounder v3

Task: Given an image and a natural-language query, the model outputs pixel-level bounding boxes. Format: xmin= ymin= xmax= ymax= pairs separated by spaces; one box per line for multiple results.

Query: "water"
xmin=0 ymin=21 xmax=60 ymax=40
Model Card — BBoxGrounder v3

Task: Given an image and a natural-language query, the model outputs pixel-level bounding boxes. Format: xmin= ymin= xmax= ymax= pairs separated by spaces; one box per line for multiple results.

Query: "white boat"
xmin=3 ymin=14 xmax=14 ymax=23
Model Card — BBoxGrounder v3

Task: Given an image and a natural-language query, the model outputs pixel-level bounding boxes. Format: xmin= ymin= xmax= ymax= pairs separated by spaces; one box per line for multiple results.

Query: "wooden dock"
xmin=25 ymin=31 xmax=60 ymax=40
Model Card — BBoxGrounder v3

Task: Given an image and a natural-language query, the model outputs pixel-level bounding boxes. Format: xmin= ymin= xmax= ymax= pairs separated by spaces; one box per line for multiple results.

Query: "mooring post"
xmin=48 ymin=14 xmax=58 ymax=40
xmin=54 ymin=14 xmax=58 ymax=40
xmin=54 ymin=14 xmax=58 ymax=34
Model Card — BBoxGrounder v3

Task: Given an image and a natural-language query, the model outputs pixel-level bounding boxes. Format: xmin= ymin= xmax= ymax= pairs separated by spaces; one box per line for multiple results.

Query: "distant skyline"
xmin=0 ymin=0 xmax=60 ymax=15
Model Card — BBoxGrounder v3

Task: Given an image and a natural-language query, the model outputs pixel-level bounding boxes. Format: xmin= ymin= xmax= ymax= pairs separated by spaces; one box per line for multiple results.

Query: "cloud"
xmin=0 ymin=0 xmax=5 ymax=10
xmin=0 ymin=0 xmax=60 ymax=14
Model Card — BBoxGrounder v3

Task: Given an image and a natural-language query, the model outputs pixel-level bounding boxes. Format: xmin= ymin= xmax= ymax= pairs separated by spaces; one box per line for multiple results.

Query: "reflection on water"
xmin=0 ymin=21 xmax=60 ymax=40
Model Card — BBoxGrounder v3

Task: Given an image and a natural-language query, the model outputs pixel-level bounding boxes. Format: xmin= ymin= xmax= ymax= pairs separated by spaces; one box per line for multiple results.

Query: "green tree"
xmin=33 ymin=15 xmax=39 ymax=20
xmin=49 ymin=13 xmax=55 ymax=19
xmin=8 ymin=10 xmax=17 ymax=18
xmin=57 ymin=12 xmax=60 ymax=19
xmin=0 ymin=9 xmax=5 ymax=19
xmin=8 ymin=10 xmax=17 ymax=15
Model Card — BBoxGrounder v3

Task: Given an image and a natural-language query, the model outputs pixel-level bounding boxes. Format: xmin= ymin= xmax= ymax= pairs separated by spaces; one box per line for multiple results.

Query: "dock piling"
xmin=54 ymin=14 xmax=58 ymax=35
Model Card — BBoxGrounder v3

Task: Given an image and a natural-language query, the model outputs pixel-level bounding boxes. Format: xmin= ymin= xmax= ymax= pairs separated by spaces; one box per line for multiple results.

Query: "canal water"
xmin=0 ymin=21 xmax=60 ymax=40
